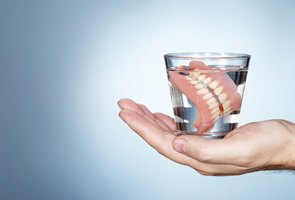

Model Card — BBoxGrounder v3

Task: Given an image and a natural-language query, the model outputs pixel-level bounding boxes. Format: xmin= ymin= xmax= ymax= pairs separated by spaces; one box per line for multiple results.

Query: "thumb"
xmin=172 ymin=135 xmax=209 ymax=160
xmin=172 ymin=135 xmax=240 ymax=164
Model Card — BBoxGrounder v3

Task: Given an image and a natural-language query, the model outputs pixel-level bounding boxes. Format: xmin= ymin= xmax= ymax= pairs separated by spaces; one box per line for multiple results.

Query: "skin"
xmin=117 ymin=98 xmax=295 ymax=176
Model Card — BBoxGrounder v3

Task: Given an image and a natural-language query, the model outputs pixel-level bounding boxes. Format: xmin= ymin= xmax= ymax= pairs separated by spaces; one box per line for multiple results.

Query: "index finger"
xmin=119 ymin=109 xmax=199 ymax=166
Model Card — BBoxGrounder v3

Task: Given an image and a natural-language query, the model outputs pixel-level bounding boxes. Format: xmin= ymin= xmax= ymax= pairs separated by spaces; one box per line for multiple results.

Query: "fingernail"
xmin=117 ymin=99 xmax=124 ymax=110
xmin=173 ymin=138 xmax=187 ymax=153
xmin=118 ymin=110 xmax=123 ymax=119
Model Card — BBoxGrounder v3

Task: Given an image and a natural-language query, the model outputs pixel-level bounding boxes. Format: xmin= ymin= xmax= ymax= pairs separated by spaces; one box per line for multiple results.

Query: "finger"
xmin=119 ymin=109 xmax=194 ymax=165
xmin=118 ymin=98 xmax=161 ymax=127
xmin=119 ymin=109 xmax=170 ymax=144
xmin=193 ymin=163 xmax=251 ymax=176
xmin=138 ymin=104 xmax=171 ymax=131
xmin=117 ymin=98 xmax=145 ymax=114
xmin=153 ymin=112 xmax=177 ymax=130
xmin=172 ymin=134 xmax=248 ymax=165
xmin=138 ymin=104 xmax=157 ymax=119
xmin=118 ymin=109 xmax=244 ymax=174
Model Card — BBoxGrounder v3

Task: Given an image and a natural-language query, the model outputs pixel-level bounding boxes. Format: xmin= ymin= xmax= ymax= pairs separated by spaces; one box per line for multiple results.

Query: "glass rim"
xmin=164 ymin=52 xmax=251 ymax=59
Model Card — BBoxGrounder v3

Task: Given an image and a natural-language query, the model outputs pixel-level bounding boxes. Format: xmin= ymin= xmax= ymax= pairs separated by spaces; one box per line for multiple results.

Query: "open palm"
xmin=118 ymin=98 xmax=295 ymax=176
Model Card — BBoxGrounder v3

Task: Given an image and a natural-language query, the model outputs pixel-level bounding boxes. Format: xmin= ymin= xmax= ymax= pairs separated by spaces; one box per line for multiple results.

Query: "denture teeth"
xmin=185 ymin=76 xmax=193 ymax=81
xmin=214 ymin=86 xmax=223 ymax=95
xmin=218 ymin=93 xmax=227 ymax=104
xmin=190 ymin=71 xmax=201 ymax=78
xmin=197 ymin=88 xmax=209 ymax=95
xmin=211 ymin=111 xmax=220 ymax=120
xmin=209 ymin=102 xmax=219 ymax=110
xmin=223 ymin=100 xmax=231 ymax=110
xmin=223 ymin=106 xmax=231 ymax=113
xmin=202 ymin=92 xmax=213 ymax=100
xmin=194 ymin=83 xmax=205 ymax=89
xmin=209 ymin=81 xmax=219 ymax=89
xmin=223 ymin=107 xmax=232 ymax=115
xmin=211 ymin=107 xmax=220 ymax=114
xmin=198 ymin=74 xmax=206 ymax=81
xmin=204 ymin=77 xmax=212 ymax=84
xmin=190 ymin=80 xmax=199 ymax=85
xmin=223 ymin=111 xmax=231 ymax=116
xmin=207 ymin=97 xmax=217 ymax=105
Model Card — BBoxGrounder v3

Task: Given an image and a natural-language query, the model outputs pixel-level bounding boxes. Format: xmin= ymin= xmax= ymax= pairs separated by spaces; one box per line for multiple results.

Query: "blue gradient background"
xmin=1 ymin=0 xmax=295 ymax=199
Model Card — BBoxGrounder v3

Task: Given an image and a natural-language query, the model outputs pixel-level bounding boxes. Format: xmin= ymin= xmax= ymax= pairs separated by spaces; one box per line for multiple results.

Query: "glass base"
xmin=175 ymin=130 xmax=226 ymax=139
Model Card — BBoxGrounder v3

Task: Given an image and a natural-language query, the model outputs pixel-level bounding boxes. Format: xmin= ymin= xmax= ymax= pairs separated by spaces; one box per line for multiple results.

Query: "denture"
xmin=169 ymin=61 xmax=242 ymax=133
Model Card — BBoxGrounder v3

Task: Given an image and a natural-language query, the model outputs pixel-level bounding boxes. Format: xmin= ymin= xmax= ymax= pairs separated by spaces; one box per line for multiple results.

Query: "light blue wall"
xmin=1 ymin=0 xmax=295 ymax=199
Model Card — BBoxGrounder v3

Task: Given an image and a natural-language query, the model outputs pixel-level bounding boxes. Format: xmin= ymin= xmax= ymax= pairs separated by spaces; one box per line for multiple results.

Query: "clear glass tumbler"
xmin=164 ymin=52 xmax=250 ymax=138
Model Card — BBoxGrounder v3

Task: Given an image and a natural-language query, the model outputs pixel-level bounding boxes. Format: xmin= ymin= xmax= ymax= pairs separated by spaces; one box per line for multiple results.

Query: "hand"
xmin=118 ymin=98 xmax=295 ymax=176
